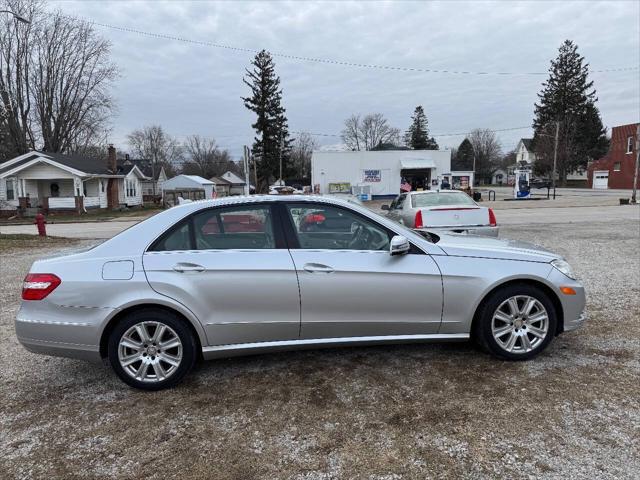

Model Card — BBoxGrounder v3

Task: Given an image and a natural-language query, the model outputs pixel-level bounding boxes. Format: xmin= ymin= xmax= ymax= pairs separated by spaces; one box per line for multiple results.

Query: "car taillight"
xmin=488 ymin=208 xmax=497 ymax=227
xmin=22 ymin=273 xmax=61 ymax=300
xmin=415 ymin=210 xmax=424 ymax=229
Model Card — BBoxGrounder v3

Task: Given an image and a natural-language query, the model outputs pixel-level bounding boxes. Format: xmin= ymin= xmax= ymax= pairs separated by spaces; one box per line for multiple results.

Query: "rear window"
xmin=149 ymin=205 xmax=275 ymax=251
xmin=411 ymin=192 xmax=475 ymax=208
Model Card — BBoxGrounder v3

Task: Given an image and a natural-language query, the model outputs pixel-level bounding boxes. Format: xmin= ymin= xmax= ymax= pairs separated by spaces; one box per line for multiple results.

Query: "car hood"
xmin=432 ymin=232 xmax=559 ymax=263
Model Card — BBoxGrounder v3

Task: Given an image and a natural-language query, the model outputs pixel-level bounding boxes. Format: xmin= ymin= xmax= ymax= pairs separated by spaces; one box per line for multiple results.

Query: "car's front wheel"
xmin=475 ymin=284 xmax=557 ymax=360
xmin=107 ymin=309 xmax=197 ymax=390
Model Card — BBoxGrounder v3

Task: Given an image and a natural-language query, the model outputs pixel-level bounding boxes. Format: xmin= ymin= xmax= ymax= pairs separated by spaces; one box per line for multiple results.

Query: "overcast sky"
xmin=51 ymin=0 xmax=640 ymax=159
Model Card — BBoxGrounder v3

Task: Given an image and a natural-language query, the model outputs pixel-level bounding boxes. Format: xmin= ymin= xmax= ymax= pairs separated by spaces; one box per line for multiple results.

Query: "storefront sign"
xmin=328 ymin=182 xmax=351 ymax=193
xmin=363 ymin=169 xmax=381 ymax=183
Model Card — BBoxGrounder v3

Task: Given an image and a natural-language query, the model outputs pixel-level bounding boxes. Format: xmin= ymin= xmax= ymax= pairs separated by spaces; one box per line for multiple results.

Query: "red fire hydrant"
xmin=35 ymin=213 xmax=47 ymax=237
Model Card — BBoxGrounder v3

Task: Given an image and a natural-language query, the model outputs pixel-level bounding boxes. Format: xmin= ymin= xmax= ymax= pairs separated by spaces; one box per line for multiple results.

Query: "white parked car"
xmin=268 ymin=185 xmax=302 ymax=195
xmin=383 ymin=190 xmax=498 ymax=237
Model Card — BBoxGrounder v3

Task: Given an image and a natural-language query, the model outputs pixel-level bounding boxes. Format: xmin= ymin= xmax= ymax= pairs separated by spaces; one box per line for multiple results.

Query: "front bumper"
xmin=546 ymin=267 xmax=587 ymax=333
xmin=416 ymin=226 xmax=499 ymax=237
xmin=564 ymin=311 xmax=587 ymax=332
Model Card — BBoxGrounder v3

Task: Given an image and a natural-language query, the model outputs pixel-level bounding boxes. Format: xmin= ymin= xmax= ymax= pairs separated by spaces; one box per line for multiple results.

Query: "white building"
xmin=161 ymin=174 xmax=215 ymax=207
xmin=515 ymin=139 xmax=537 ymax=165
xmin=0 ymin=147 xmax=146 ymax=215
xmin=311 ymin=149 xmax=452 ymax=198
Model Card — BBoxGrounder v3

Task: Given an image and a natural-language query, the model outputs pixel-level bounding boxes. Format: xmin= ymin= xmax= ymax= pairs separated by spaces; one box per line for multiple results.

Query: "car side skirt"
xmin=201 ymin=333 xmax=470 ymax=360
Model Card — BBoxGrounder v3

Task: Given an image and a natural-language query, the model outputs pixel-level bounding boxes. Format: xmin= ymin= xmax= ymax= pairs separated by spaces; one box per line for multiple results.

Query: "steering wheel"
xmin=347 ymin=223 xmax=364 ymax=249
xmin=369 ymin=230 xmax=389 ymax=250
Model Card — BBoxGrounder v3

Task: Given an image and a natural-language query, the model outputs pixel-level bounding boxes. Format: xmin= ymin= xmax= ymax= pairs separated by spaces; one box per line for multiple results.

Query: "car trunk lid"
xmin=418 ymin=205 xmax=489 ymax=227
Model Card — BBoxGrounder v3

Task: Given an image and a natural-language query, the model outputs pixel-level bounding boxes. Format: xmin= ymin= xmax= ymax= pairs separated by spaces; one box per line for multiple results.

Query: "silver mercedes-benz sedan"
xmin=16 ymin=195 xmax=586 ymax=390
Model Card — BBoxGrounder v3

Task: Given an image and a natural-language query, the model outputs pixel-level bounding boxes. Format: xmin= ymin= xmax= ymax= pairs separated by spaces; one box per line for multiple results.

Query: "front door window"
xmin=285 ymin=204 xmax=390 ymax=251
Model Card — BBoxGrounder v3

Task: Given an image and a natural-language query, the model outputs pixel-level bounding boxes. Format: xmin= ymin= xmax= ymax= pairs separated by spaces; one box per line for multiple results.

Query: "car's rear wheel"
xmin=475 ymin=284 xmax=557 ymax=360
xmin=107 ymin=309 xmax=196 ymax=390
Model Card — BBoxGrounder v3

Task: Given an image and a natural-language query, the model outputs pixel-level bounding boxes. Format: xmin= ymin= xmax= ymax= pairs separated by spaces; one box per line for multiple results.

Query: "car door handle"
xmin=303 ymin=263 xmax=335 ymax=274
xmin=172 ymin=263 xmax=205 ymax=273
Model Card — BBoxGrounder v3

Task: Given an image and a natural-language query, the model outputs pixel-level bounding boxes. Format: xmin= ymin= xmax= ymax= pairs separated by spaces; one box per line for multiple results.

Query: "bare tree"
xmin=0 ymin=0 xmax=117 ymax=154
xmin=182 ymin=135 xmax=217 ymax=177
xmin=289 ymin=131 xmax=318 ymax=180
xmin=341 ymin=114 xmax=361 ymax=151
xmin=341 ymin=113 xmax=400 ymax=151
xmin=0 ymin=0 xmax=41 ymax=154
xmin=127 ymin=125 xmax=181 ymax=194
xmin=467 ymin=128 xmax=503 ymax=185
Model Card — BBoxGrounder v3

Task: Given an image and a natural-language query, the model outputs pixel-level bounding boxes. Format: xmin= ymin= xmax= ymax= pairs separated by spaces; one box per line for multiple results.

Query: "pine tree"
xmin=532 ymin=40 xmax=608 ymax=184
xmin=405 ymin=106 xmax=439 ymax=150
xmin=242 ymin=50 xmax=292 ymax=192
xmin=452 ymin=138 xmax=474 ymax=170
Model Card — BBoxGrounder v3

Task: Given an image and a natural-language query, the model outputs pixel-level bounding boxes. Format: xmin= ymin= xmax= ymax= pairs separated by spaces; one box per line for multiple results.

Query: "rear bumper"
xmin=16 ymin=334 xmax=102 ymax=362
xmin=416 ymin=226 xmax=499 ymax=237
xmin=15 ymin=301 xmax=112 ymax=363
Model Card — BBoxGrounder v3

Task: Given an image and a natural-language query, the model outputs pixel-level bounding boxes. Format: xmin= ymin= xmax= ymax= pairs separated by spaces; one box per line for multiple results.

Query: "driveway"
xmin=1 ymin=200 xmax=639 ymax=478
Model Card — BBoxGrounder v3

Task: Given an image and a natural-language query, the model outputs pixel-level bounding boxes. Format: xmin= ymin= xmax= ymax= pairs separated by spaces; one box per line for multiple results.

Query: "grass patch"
xmin=0 ymin=207 xmax=162 ymax=225
xmin=0 ymin=234 xmax=79 ymax=252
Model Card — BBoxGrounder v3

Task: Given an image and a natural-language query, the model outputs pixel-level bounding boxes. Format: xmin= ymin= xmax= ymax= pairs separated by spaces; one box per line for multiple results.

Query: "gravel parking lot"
xmin=1 ymin=204 xmax=639 ymax=479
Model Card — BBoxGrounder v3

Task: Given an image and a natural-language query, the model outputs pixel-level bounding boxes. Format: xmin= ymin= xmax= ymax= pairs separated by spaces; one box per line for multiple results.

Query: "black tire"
xmin=474 ymin=283 xmax=557 ymax=361
xmin=108 ymin=308 xmax=197 ymax=390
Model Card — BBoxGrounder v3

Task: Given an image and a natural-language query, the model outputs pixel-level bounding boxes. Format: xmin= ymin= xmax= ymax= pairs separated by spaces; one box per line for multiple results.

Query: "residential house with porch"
xmin=118 ymin=156 xmax=168 ymax=199
xmin=0 ymin=146 xmax=148 ymax=215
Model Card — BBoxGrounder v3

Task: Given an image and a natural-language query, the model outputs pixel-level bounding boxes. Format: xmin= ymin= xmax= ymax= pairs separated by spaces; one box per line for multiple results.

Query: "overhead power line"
xmin=291 ymin=125 xmax=532 ymax=139
xmin=71 ymin=15 xmax=638 ymax=76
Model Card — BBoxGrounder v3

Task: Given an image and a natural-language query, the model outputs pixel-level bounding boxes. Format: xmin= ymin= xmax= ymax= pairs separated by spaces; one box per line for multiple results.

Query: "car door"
xmin=282 ymin=202 xmax=443 ymax=339
xmin=142 ymin=203 xmax=301 ymax=346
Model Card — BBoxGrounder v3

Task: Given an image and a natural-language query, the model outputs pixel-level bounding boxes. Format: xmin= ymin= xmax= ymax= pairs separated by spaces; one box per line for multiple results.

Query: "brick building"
xmin=587 ymin=123 xmax=639 ymax=189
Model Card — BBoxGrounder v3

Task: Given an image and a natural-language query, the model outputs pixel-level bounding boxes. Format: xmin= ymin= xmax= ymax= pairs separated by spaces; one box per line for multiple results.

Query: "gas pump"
xmin=514 ymin=167 xmax=531 ymax=199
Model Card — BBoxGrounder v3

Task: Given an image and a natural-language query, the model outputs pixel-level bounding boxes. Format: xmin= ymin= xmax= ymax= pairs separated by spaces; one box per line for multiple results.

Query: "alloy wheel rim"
xmin=491 ymin=295 xmax=549 ymax=354
xmin=118 ymin=321 xmax=183 ymax=382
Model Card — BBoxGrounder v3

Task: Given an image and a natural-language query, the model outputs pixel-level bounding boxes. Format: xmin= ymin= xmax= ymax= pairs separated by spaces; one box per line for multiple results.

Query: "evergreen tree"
xmin=404 ymin=106 xmax=439 ymax=150
xmin=242 ymin=50 xmax=292 ymax=192
xmin=532 ymin=40 xmax=608 ymax=184
xmin=452 ymin=138 xmax=474 ymax=170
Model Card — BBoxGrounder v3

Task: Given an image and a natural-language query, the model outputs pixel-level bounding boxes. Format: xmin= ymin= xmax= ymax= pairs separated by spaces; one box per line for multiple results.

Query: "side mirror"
xmin=381 ymin=204 xmax=390 ymax=211
xmin=389 ymin=235 xmax=410 ymax=256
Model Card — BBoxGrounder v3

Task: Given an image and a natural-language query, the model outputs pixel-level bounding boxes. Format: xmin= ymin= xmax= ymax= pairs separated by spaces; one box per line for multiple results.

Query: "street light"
xmin=0 ymin=9 xmax=30 ymax=23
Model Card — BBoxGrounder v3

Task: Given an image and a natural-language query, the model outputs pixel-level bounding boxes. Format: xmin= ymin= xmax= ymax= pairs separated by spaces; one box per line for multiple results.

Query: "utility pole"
xmin=253 ymin=154 xmax=258 ymax=194
xmin=279 ymin=133 xmax=284 ymax=186
xmin=243 ymin=146 xmax=250 ymax=196
xmin=551 ymin=120 xmax=560 ymax=200
xmin=472 ymin=154 xmax=476 ymax=188
xmin=632 ymin=124 xmax=640 ymax=204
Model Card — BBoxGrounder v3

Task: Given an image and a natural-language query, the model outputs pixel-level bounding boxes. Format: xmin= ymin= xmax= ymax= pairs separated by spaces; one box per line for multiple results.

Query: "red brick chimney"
xmin=107 ymin=144 xmax=117 ymax=173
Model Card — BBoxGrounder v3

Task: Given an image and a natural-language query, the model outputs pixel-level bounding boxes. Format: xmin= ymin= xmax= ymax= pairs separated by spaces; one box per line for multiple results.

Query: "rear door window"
xmin=193 ymin=206 xmax=275 ymax=250
xmin=150 ymin=205 xmax=276 ymax=251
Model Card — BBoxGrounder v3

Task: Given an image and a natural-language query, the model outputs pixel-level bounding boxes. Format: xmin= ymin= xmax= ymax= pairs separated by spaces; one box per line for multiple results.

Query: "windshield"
xmin=411 ymin=192 xmax=476 ymax=208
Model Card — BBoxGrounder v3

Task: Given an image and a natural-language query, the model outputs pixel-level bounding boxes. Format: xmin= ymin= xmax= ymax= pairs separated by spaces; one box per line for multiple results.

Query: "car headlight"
xmin=551 ymin=259 xmax=576 ymax=280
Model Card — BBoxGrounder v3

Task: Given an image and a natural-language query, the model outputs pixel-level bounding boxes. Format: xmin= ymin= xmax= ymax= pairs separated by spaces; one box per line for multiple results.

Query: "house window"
xmin=50 ymin=183 xmax=60 ymax=198
xmin=627 ymin=136 xmax=634 ymax=154
xmin=5 ymin=179 xmax=14 ymax=200
xmin=613 ymin=162 xmax=621 ymax=172
xmin=126 ymin=180 xmax=137 ymax=197
xmin=100 ymin=180 xmax=104 ymax=193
